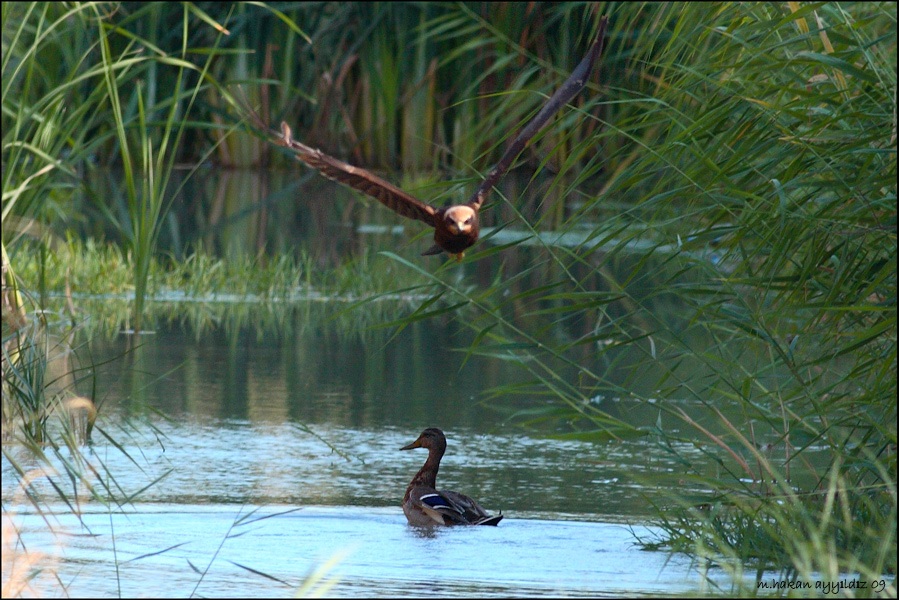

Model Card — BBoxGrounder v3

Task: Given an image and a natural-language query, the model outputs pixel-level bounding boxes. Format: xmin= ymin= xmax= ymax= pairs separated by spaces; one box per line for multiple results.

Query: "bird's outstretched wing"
xmin=276 ymin=123 xmax=437 ymax=227
xmin=467 ymin=15 xmax=609 ymax=210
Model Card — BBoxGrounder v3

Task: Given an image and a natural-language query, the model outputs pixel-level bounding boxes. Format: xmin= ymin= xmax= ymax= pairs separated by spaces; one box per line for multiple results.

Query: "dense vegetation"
xmin=3 ymin=2 xmax=896 ymax=593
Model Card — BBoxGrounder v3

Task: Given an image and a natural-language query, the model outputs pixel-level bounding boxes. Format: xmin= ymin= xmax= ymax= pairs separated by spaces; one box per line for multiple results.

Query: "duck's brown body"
xmin=400 ymin=428 xmax=502 ymax=526
xmin=247 ymin=16 xmax=609 ymax=261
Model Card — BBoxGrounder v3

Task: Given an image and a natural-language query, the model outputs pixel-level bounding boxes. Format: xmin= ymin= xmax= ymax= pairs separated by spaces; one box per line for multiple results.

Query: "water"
xmin=2 ymin=338 xmax=758 ymax=598
xmin=7 ymin=504 xmax=728 ymax=598
xmin=2 ymin=327 xmax=751 ymax=597
xmin=3 ymin=170 xmax=769 ymax=596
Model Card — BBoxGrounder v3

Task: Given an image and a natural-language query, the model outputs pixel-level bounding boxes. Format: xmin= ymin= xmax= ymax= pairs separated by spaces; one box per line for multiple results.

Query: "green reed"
xmin=11 ymin=237 xmax=430 ymax=340
xmin=95 ymin=3 xmax=234 ymax=333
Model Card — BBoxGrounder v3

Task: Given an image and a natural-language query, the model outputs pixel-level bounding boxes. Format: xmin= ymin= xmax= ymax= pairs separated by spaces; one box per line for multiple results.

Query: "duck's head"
xmin=401 ymin=427 xmax=447 ymax=451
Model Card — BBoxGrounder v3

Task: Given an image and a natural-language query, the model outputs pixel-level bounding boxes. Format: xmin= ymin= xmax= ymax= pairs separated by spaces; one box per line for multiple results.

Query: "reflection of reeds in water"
xmin=10 ymin=235 xmax=434 ymax=340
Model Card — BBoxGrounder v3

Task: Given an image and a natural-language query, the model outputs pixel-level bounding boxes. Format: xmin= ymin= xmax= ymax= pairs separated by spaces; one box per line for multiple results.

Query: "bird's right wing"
xmin=277 ymin=123 xmax=438 ymax=227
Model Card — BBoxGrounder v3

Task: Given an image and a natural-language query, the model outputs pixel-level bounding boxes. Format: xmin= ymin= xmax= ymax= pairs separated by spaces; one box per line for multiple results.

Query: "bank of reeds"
xmin=11 ymin=237 xmax=430 ymax=339
xmin=371 ymin=2 xmax=896 ymax=588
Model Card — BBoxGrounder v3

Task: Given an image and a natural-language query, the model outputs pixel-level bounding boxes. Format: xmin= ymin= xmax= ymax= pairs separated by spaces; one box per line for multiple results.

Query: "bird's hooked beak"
xmin=449 ymin=221 xmax=468 ymax=235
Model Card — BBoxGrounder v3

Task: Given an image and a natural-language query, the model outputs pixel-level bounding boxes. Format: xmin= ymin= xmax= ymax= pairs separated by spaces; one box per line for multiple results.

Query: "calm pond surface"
xmin=5 ymin=392 xmax=745 ymax=597
xmin=4 ymin=170 xmax=775 ymax=596
xmin=2 ymin=321 xmax=768 ymax=597
xmin=8 ymin=504 xmax=728 ymax=598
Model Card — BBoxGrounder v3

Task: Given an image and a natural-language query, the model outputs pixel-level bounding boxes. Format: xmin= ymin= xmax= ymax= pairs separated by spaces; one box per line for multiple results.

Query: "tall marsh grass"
xmin=2 ymin=5 xmax=231 ymax=593
xmin=371 ymin=2 xmax=897 ymax=585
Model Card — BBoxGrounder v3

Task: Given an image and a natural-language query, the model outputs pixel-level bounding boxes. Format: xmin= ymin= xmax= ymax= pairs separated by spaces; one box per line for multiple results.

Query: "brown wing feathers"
xmin=467 ymin=15 xmax=608 ymax=210
xmin=275 ymin=123 xmax=437 ymax=227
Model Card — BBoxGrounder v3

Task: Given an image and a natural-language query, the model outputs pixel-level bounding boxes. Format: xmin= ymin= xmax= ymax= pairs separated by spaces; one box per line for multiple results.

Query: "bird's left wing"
xmin=277 ymin=123 xmax=438 ymax=227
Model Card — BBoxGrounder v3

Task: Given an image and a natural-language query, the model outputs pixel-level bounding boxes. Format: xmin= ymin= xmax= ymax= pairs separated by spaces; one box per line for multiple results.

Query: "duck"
xmin=400 ymin=427 xmax=503 ymax=526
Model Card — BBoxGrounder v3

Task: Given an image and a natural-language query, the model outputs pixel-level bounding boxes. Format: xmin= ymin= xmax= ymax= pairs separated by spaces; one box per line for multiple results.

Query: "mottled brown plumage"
xmin=254 ymin=16 xmax=608 ymax=260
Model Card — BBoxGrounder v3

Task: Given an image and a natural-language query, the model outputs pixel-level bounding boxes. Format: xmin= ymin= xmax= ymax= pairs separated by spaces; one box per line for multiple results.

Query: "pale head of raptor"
xmin=444 ymin=205 xmax=476 ymax=235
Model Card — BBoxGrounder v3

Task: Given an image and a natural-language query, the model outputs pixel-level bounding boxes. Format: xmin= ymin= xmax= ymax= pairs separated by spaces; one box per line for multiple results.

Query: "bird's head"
xmin=443 ymin=206 xmax=477 ymax=236
xmin=400 ymin=427 xmax=447 ymax=451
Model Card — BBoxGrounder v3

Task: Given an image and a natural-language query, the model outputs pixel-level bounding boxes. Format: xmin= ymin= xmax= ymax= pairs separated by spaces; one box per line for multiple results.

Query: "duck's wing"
xmin=440 ymin=489 xmax=502 ymax=526
xmin=405 ymin=483 xmax=502 ymax=526
xmin=466 ymin=15 xmax=609 ymax=210
xmin=277 ymin=123 xmax=438 ymax=227
xmin=414 ymin=491 xmax=471 ymax=525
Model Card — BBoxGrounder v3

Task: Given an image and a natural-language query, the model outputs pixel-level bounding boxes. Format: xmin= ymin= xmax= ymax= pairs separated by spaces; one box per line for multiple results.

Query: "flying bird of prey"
xmin=254 ymin=16 xmax=607 ymax=261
